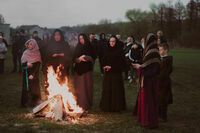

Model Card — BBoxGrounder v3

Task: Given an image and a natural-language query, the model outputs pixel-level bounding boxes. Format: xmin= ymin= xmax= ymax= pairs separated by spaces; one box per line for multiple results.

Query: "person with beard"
xmin=97 ymin=33 xmax=108 ymax=75
xmin=100 ymin=36 xmax=126 ymax=112
xmin=43 ymin=29 xmax=72 ymax=85
xmin=73 ymin=33 xmax=95 ymax=111
xmin=89 ymin=33 xmax=98 ymax=61
xmin=132 ymin=33 xmax=160 ymax=128
xmin=21 ymin=39 xmax=41 ymax=107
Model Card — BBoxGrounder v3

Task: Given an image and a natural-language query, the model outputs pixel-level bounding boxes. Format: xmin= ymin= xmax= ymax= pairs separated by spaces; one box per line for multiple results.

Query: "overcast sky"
xmin=0 ymin=0 xmax=189 ymax=28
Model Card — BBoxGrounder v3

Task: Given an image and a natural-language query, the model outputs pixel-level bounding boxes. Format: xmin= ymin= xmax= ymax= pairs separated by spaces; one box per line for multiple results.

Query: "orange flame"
xmin=46 ymin=65 xmax=83 ymax=116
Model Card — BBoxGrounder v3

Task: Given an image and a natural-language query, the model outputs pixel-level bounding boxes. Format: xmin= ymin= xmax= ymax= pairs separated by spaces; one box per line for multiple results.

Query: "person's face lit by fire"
xmin=54 ymin=32 xmax=61 ymax=42
xmin=109 ymin=37 xmax=116 ymax=47
xmin=79 ymin=35 xmax=85 ymax=45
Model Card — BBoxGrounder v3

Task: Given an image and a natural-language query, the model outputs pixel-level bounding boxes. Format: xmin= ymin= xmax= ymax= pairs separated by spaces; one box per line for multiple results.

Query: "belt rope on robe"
xmin=23 ymin=66 xmax=29 ymax=91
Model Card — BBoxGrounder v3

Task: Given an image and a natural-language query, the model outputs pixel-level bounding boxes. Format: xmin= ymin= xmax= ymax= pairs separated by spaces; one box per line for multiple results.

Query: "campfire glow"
xmin=33 ymin=65 xmax=84 ymax=121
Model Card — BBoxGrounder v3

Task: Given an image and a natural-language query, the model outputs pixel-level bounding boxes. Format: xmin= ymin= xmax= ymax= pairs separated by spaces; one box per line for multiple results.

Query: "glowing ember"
xmin=33 ymin=65 xmax=84 ymax=121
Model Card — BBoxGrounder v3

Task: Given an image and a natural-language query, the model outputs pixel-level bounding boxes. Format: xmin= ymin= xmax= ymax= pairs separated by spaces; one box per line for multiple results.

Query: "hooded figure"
xmin=132 ymin=33 xmax=160 ymax=128
xmin=21 ymin=39 xmax=41 ymax=107
xmin=73 ymin=33 xmax=95 ymax=111
xmin=43 ymin=29 xmax=72 ymax=79
xmin=100 ymin=35 xmax=126 ymax=112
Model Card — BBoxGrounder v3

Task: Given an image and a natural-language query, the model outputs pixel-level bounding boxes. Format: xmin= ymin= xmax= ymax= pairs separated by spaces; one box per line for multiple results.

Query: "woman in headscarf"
xmin=73 ymin=33 xmax=95 ymax=111
xmin=21 ymin=39 xmax=41 ymax=107
xmin=132 ymin=33 xmax=160 ymax=128
xmin=100 ymin=35 xmax=126 ymax=112
xmin=43 ymin=29 xmax=72 ymax=82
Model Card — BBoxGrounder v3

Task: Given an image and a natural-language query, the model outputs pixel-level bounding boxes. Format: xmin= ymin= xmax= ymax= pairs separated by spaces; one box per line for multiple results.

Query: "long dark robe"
xmin=137 ymin=63 xmax=160 ymax=127
xmin=158 ymin=56 xmax=173 ymax=120
xmin=21 ymin=62 xmax=41 ymax=107
xmin=100 ymin=47 xmax=126 ymax=112
xmin=73 ymin=43 xmax=95 ymax=110
xmin=43 ymin=40 xmax=72 ymax=79
xmin=98 ymin=39 xmax=108 ymax=74
xmin=90 ymin=39 xmax=98 ymax=60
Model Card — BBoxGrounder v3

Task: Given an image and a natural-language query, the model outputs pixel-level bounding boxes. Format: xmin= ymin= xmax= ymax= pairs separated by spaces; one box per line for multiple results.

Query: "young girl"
xmin=21 ymin=39 xmax=41 ymax=107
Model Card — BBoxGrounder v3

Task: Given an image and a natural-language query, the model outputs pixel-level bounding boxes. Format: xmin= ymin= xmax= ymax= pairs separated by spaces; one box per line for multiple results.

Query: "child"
xmin=158 ymin=43 xmax=173 ymax=122
xmin=21 ymin=39 xmax=42 ymax=107
xmin=0 ymin=36 xmax=7 ymax=74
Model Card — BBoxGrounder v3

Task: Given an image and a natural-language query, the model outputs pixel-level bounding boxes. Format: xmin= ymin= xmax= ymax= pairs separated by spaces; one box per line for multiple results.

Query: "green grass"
xmin=0 ymin=47 xmax=200 ymax=133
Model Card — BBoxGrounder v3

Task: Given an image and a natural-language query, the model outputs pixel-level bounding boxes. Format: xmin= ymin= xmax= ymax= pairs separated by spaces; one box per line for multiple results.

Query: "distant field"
xmin=0 ymin=47 xmax=200 ymax=133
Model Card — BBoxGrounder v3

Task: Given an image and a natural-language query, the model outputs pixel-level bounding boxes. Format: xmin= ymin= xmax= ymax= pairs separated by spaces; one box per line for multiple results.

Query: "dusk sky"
xmin=0 ymin=0 xmax=189 ymax=28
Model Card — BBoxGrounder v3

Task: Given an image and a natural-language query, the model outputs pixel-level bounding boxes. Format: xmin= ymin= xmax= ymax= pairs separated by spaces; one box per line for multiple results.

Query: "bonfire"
xmin=33 ymin=65 xmax=84 ymax=121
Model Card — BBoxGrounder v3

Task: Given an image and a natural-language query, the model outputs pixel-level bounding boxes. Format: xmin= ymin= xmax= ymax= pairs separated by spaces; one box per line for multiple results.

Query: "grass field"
xmin=0 ymin=47 xmax=200 ymax=133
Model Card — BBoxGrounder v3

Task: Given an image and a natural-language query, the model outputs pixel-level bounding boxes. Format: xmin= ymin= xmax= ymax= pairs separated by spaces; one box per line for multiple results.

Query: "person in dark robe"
xmin=132 ymin=33 xmax=160 ymax=128
xmin=158 ymin=43 xmax=173 ymax=122
xmin=116 ymin=34 xmax=125 ymax=49
xmin=21 ymin=39 xmax=41 ymax=107
xmin=32 ymin=31 xmax=42 ymax=46
xmin=97 ymin=33 xmax=108 ymax=75
xmin=25 ymin=30 xmax=30 ymax=41
xmin=89 ymin=33 xmax=98 ymax=61
xmin=100 ymin=35 xmax=126 ymax=112
xmin=11 ymin=31 xmax=20 ymax=73
xmin=18 ymin=29 xmax=27 ymax=73
xmin=73 ymin=33 xmax=95 ymax=111
xmin=43 ymin=29 xmax=72 ymax=85
xmin=40 ymin=33 xmax=50 ymax=73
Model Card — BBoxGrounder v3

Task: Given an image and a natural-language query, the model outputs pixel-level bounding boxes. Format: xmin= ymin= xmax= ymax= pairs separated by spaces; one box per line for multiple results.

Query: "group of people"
xmin=0 ymin=29 xmax=173 ymax=129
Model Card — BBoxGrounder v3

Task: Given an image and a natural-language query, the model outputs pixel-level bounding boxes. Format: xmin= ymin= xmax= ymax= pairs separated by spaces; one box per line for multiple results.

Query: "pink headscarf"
xmin=21 ymin=39 xmax=42 ymax=64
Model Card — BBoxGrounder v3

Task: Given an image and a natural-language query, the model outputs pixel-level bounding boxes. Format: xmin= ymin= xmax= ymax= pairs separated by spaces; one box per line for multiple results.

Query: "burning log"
xmin=33 ymin=65 xmax=84 ymax=121
xmin=54 ymin=95 xmax=63 ymax=121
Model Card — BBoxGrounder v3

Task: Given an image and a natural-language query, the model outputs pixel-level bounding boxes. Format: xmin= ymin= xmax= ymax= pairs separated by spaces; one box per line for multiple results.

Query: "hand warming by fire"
xmin=33 ymin=65 xmax=84 ymax=121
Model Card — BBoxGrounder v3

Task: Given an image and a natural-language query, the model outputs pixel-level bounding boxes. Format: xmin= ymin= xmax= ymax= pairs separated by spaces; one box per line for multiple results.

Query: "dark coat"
xmin=158 ymin=56 xmax=173 ymax=105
